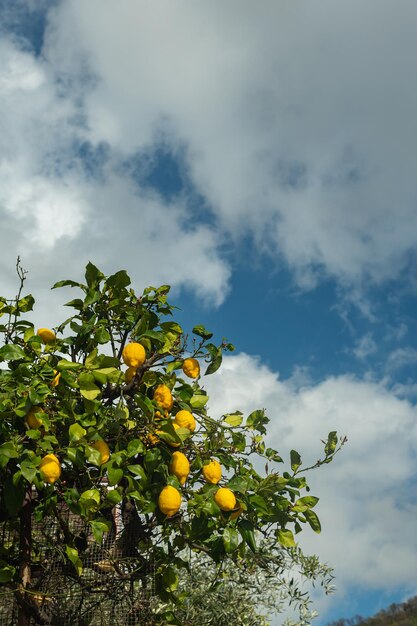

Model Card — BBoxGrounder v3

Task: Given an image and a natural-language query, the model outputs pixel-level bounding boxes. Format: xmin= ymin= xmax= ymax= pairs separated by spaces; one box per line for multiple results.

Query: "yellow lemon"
xmin=169 ymin=451 xmax=190 ymax=485
xmin=214 ymin=487 xmax=236 ymax=512
xmin=51 ymin=370 xmax=61 ymax=387
xmin=174 ymin=409 xmax=196 ymax=433
xmin=153 ymin=384 xmax=174 ymax=411
xmin=182 ymin=358 xmax=200 ymax=379
xmin=26 ymin=406 xmax=43 ymax=429
xmin=155 ymin=410 xmax=169 ymax=420
xmin=37 ymin=328 xmax=56 ymax=344
xmin=39 ymin=454 xmax=61 ymax=484
xmin=90 ymin=440 xmax=110 ymax=464
xmin=158 ymin=485 xmax=182 ymax=517
xmin=122 ymin=343 xmax=146 ymax=368
xmin=202 ymin=459 xmax=222 ymax=484
xmin=124 ymin=367 xmax=137 ymax=384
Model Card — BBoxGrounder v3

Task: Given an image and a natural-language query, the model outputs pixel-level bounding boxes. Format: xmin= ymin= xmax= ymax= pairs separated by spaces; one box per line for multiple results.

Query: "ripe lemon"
xmin=90 ymin=440 xmax=110 ymax=464
xmin=51 ymin=370 xmax=61 ymax=387
xmin=202 ymin=459 xmax=222 ymax=484
xmin=26 ymin=406 xmax=43 ymax=429
xmin=174 ymin=409 xmax=196 ymax=433
xmin=37 ymin=328 xmax=56 ymax=344
xmin=153 ymin=384 xmax=174 ymax=411
xmin=39 ymin=454 xmax=61 ymax=484
xmin=122 ymin=342 xmax=146 ymax=368
xmin=214 ymin=487 xmax=236 ymax=511
xmin=158 ymin=485 xmax=182 ymax=517
xmin=169 ymin=451 xmax=190 ymax=485
xmin=182 ymin=358 xmax=200 ymax=379
xmin=124 ymin=367 xmax=137 ymax=384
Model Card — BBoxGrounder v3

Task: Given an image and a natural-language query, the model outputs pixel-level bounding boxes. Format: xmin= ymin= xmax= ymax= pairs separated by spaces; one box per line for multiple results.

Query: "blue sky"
xmin=2 ymin=1 xmax=417 ymax=623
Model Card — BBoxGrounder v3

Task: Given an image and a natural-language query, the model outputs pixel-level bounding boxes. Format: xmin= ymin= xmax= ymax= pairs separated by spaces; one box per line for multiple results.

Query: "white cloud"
xmin=0 ymin=164 xmax=86 ymax=248
xmin=352 ymin=333 xmax=378 ymax=360
xmin=203 ymin=353 xmax=417 ymax=618
xmin=0 ymin=34 xmax=231 ymax=307
xmin=386 ymin=347 xmax=417 ymax=372
xmin=40 ymin=0 xmax=417 ymax=293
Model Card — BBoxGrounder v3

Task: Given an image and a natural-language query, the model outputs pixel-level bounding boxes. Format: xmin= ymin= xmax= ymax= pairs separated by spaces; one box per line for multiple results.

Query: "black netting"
xmin=0 ymin=502 xmax=158 ymax=625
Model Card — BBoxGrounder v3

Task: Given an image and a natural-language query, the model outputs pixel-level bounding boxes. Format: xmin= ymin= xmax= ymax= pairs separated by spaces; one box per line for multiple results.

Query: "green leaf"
xmin=0 ymin=564 xmax=15 ymax=583
xmin=265 ymin=447 xmax=283 ymax=462
xmin=238 ymin=519 xmax=257 ymax=552
xmin=17 ymin=294 xmax=35 ymax=312
xmin=52 ymin=279 xmax=85 ymax=290
xmin=92 ymin=367 xmax=122 ymax=385
xmin=20 ymin=459 xmax=37 ymax=483
xmin=223 ymin=412 xmax=243 ymax=427
xmin=304 ymin=509 xmax=322 ymax=533
xmin=165 ymin=360 xmax=182 ymax=374
xmin=85 ymin=262 xmax=104 ymax=288
xmin=64 ymin=298 xmax=84 ymax=310
xmin=85 ymin=347 xmax=99 ymax=368
xmin=95 ymin=327 xmax=111 ymax=344
xmin=190 ymin=393 xmax=209 ymax=409
xmin=66 ymin=447 xmax=85 ymax=467
xmin=108 ymin=462 xmax=124 ymax=486
xmin=205 ymin=347 xmax=222 ymax=375
xmin=290 ymin=449 xmax=302 ymax=472
xmin=85 ymin=446 xmax=102 ymax=466
xmin=66 ymin=545 xmax=83 ymax=576
xmin=192 ymin=325 xmax=213 ymax=340
xmin=79 ymin=380 xmax=101 ymax=401
xmin=248 ymin=494 xmax=269 ymax=516
xmin=69 ymin=423 xmax=87 ymax=443
xmin=79 ymin=489 xmax=100 ymax=504
xmin=106 ymin=270 xmax=131 ymax=289
xmin=0 ymin=442 xmax=19 ymax=461
xmin=127 ymin=465 xmax=147 ymax=481
xmin=0 ymin=344 xmax=26 ymax=361
xmin=325 ymin=431 xmax=338 ymax=456
xmin=143 ymin=448 xmax=162 ymax=474
xmin=98 ymin=355 xmax=121 ymax=368
xmin=246 ymin=409 xmax=268 ymax=434
xmin=222 ymin=527 xmax=239 ymax=553
xmin=127 ymin=439 xmax=146 ymax=457
xmin=227 ymin=475 xmax=250 ymax=493
xmin=90 ymin=519 xmax=111 ymax=544
xmin=105 ymin=489 xmax=123 ymax=507
xmin=162 ymin=566 xmax=179 ymax=592
xmin=160 ymin=322 xmax=183 ymax=335
xmin=293 ymin=496 xmax=319 ymax=512
xmin=23 ymin=326 xmax=35 ymax=342
xmin=57 ymin=359 xmax=82 ymax=371
xmin=277 ymin=528 xmax=296 ymax=547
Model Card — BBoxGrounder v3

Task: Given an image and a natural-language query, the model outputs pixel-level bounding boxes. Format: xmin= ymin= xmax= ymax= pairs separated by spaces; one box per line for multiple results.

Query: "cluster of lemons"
xmin=121 ymin=344 xmax=239 ymax=519
xmin=30 ymin=333 xmax=239 ymax=520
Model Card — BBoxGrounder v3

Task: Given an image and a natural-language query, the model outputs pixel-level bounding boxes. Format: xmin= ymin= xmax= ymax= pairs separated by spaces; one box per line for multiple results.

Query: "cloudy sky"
xmin=2 ymin=1 xmax=417 ymax=623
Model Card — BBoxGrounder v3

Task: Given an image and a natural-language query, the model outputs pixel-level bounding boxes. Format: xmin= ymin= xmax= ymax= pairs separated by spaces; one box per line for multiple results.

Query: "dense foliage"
xmin=0 ymin=261 xmax=342 ymax=624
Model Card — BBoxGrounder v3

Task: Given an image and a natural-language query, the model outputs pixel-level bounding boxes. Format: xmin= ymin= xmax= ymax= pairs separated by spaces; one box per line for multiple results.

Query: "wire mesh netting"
xmin=0 ymin=499 xmax=159 ymax=625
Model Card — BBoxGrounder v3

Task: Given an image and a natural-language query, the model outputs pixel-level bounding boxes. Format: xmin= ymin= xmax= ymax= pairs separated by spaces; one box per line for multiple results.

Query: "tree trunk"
xmin=17 ymin=486 xmax=32 ymax=626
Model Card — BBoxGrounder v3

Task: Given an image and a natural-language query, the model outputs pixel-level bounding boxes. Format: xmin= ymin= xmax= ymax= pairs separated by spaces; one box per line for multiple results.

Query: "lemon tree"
xmin=0 ymin=261 xmax=343 ymax=625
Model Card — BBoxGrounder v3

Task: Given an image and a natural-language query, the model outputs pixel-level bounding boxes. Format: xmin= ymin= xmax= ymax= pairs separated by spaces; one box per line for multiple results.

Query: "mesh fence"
xmin=0 ymin=501 xmax=159 ymax=625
